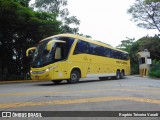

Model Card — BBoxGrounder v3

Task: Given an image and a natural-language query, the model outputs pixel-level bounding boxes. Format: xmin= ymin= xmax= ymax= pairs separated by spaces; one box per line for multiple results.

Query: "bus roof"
xmin=40 ymin=33 xmax=128 ymax=54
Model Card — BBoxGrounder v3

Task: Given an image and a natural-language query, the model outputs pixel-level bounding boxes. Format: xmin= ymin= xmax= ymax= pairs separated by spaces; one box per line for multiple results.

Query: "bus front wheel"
xmin=67 ymin=70 xmax=80 ymax=84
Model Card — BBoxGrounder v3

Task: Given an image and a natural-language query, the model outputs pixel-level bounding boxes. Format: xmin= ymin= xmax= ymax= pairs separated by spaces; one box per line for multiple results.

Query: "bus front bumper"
xmin=30 ymin=69 xmax=54 ymax=80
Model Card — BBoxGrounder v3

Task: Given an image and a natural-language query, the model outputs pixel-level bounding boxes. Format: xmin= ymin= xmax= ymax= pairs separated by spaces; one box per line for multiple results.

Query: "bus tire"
xmin=120 ymin=71 xmax=125 ymax=79
xmin=116 ymin=71 xmax=121 ymax=80
xmin=67 ymin=70 xmax=80 ymax=84
xmin=52 ymin=80 xmax=62 ymax=85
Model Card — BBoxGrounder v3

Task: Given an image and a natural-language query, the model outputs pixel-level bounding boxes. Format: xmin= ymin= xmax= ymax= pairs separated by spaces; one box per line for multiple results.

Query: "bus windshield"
xmin=32 ymin=37 xmax=74 ymax=68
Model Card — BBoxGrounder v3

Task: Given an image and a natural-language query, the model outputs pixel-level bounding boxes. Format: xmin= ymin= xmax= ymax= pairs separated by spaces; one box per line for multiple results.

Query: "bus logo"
xmin=2 ymin=112 xmax=11 ymax=117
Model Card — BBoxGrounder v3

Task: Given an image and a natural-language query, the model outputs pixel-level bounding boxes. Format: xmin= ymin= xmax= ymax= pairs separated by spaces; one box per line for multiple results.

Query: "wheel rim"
xmin=68 ymin=70 xmax=80 ymax=84
xmin=121 ymin=72 xmax=124 ymax=78
xmin=71 ymin=73 xmax=77 ymax=80
xmin=117 ymin=71 xmax=120 ymax=79
xmin=117 ymin=74 xmax=120 ymax=79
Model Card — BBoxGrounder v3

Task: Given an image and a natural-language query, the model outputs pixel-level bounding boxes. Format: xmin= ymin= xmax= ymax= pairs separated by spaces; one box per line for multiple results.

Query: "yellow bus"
xmin=26 ymin=34 xmax=130 ymax=84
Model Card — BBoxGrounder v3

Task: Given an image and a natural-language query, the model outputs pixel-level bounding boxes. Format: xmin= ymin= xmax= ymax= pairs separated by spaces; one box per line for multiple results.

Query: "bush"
xmin=131 ymin=63 xmax=139 ymax=75
xmin=149 ymin=59 xmax=160 ymax=78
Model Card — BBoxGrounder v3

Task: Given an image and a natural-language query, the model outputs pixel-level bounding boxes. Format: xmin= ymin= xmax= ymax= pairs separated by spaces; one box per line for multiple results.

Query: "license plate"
xmin=35 ymin=76 xmax=39 ymax=79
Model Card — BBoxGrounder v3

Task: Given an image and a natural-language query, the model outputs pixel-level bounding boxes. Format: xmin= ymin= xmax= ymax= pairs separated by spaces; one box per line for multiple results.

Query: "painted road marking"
xmin=101 ymin=84 xmax=160 ymax=90
xmin=0 ymin=96 xmax=160 ymax=109
xmin=0 ymin=88 xmax=160 ymax=97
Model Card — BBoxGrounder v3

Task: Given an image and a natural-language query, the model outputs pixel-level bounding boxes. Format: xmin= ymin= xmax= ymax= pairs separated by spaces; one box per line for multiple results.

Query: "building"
xmin=138 ymin=49 xmax=151 ymax=76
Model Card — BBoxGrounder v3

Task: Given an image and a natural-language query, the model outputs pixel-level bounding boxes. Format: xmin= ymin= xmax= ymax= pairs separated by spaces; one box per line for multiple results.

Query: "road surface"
xmin=0 ymin=76 xmax=160 ymax=120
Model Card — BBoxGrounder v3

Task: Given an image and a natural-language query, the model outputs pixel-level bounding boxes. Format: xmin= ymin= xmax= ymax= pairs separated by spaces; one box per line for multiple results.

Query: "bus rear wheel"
xmin=116 ymin=71 xmax=121 ymax=80
xmin=120 ymin=71 xmax=125 ymax=79
xmin=67 ymin=70 xmax=80 ymax=84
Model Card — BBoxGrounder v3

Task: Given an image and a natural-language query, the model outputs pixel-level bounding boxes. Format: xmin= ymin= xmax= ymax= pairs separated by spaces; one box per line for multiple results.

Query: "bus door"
xmin=53 ymin=42 xmax=68 ymax=79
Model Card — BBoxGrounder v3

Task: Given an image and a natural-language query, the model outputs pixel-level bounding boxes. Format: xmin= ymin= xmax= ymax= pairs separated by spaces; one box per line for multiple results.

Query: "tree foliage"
xmin=146 ymin=0 xmax=160 ymax=3
xmin=34 ymin=0 xmax=68 ymax=15
xmin=128 ymin=0 xmax=160 ymax=32
xmin=77 ymin=33 xmax=92 ymax=39
xmin=117 ymin=36 xmax=160 ymax=74
xmin=14 ymin=0 xmax=31 ymax=7
xmin=0 ymin=0 xmax=62 ymax=80
xmin=33 ymin=0 xmax=80 ymax=34
xmin=129 ymin=35 xmax=160 ymax=74
xmin=116 ymin=37 xmax=135 ymax=53
xmin=149 ymin=59 xmax=160 ymax=78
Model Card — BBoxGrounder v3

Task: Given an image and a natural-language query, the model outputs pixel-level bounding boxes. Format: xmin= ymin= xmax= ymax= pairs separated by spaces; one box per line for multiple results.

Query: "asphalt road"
xmin=0 ymin=76 xmax=160 ymax=120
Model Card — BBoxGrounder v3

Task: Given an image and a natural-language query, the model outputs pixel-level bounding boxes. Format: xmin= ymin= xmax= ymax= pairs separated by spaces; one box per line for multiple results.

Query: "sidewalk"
xmin=0 ymin=79 xmax=47 ymax=84
xmin=132 ymin=75 xmax=160 ymax=80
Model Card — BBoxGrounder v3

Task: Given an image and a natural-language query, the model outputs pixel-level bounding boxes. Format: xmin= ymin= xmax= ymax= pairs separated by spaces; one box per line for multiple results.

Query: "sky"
xmin=30 ymin=0 xmax=158 ymax=47
xmin=67 ymin=0 xmax=158 ymax=47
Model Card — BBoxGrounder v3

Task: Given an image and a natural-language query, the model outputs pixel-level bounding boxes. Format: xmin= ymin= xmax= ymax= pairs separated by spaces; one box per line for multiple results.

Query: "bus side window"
xmin=74 ymin=40 xmax=82 ymax=54
xmin=74 ymin=40 xmax=89 ymax=54
xmin=125 ymin=53 xmax=129 ymax=60
xmin=104 ymin=48 xmax=111 ymax=57
xmin=112 ymin=50 xmax=119 ymax=59
xmin=88 ymin=43 xmax=96 ymax=55
xmin=81 ymin=41 xmax=89 ymax=53
xmin=98 ymin=46 xmax=104 ymax=56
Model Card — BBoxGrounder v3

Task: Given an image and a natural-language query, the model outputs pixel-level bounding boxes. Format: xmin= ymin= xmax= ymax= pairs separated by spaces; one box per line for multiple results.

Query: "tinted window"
xmin=74 ymin=40 xmax=89 ymax=54
xmin=121 ymin=53 xmax=129 ymax=60
xmin=88 ymin=43 xmax=96 ymax=54
xmin=104 ymin=48 xmax=111 ymax=57
xmin=74 ymin=39 xmax=129 ymax=60
xmin=54 ymin=37 xmax=74 ymax=56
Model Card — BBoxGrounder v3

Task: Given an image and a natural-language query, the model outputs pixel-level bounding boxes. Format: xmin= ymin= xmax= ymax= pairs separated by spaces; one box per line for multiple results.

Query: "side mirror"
xmin=46 ymin=40 xmax=66 ymax=51
xmin=26 ymin=47 xmax=36 ymax=57
xmin=46 ymin=41 xmax=55 ymax=51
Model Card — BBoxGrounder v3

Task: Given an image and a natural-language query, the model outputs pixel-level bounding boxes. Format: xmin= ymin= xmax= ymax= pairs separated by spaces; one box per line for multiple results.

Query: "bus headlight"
xmin=45 ymin=65 xmax=57 ymax=72
xmin=31 ymin=65 xmax=57 ymax=74
xmin=46 ymin=66 xmax=57 ymax=72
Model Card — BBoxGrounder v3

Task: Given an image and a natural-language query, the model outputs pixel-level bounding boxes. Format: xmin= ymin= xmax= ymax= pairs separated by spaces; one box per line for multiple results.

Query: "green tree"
xmin=33 ymin=0 xmax=68 ymax=15
xmin=0 ymin=0 xmax=61 ymax=80
xmin=137 ymin=36 xmax=160 ymax=59
xmin=14 ymin=0 xmax=31 ymax=7
xmin=149 ymin=59 xmax=160 ymax=78
xmin=128 ymin=0 xmax=160 ymax=32
xmin=77 ymin=33 xmax=92 ymax=38
xmin=33 ymin=0 xmax=80 ymax=34
xmin=129 ymin=35 xmax=160 ymax=74
xmin=116 ymin=37 xmax=135 ymax=52
xmin=146 ymin=0 xmax=160 ymax=3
